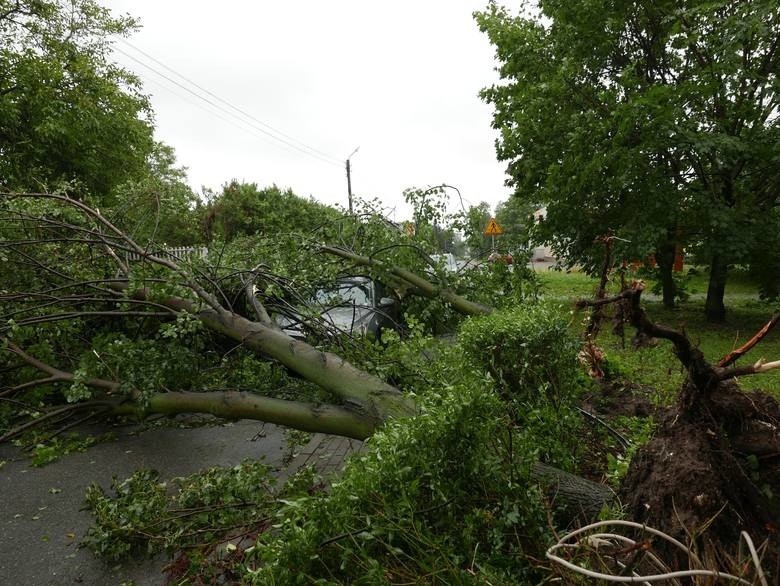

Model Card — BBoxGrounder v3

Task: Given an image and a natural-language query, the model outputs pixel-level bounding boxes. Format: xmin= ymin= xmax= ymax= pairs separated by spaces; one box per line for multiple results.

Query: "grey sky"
xmin=105 ymin=1 xmax=509 ymax=219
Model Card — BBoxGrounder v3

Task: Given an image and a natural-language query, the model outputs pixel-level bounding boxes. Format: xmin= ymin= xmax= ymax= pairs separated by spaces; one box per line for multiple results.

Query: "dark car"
xmin=276 ymin=276 xmax=400 ymax=341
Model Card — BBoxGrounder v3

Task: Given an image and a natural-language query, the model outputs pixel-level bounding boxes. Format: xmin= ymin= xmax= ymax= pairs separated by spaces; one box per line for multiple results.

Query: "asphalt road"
xmin=0 ymin=419 xmax=292 ymax=586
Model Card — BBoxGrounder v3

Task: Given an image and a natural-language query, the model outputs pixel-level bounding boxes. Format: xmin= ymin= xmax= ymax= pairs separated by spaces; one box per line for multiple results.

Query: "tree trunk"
xmin=705 ymin=253 xmax=728 ymax=322
xmin=127 ymin=288 xmax=417 ymax=425
xmin=655 ymin=241 xmax=676 ymax=309
xmin=532 ymin=462 xmax=614 ymax=525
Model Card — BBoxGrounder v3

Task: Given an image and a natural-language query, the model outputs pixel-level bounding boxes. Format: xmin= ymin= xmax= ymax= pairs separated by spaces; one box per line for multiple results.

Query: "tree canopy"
xmin=0 ymin=0 xmax=155 ymax=198
xmin=477 ymin=0 xmax=780 ymax=319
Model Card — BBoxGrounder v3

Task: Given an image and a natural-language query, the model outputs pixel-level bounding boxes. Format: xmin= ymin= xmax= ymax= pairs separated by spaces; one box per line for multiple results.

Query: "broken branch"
xmin=717 ymin=314 xmax=780 ymax=367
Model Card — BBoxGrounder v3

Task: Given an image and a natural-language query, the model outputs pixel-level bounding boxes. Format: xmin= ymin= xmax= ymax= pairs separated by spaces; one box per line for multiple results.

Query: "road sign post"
xmin=483 ymin=217 xmax=504 ymax=251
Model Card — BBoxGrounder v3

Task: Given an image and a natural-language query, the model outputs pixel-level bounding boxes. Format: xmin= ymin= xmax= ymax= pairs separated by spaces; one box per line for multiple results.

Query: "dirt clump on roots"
xmin=620 ymin=381 xmax=780 ymax=573
xmin=584 ymin=380 xmax=663 ymax=419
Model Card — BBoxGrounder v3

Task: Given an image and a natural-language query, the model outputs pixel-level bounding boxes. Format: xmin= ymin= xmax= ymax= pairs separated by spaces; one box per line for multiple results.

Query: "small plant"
xmin=282 ymin=428 xmax=311 ymax=465
xmin=603 ymin=416 xmax=656 ymax=486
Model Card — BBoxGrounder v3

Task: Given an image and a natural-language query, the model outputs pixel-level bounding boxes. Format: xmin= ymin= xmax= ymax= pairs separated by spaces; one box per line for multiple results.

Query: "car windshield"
xmin=314 ymin=281 xmax=372 ymax=306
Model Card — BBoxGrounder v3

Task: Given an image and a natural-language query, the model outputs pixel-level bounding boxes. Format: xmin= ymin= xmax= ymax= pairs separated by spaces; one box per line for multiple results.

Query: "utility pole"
xmin=345 ymin=146 xmax=359 ymax=214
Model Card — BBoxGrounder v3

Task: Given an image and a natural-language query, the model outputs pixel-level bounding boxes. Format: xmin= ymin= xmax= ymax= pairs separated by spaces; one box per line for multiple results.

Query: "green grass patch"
xmin=535 ymin=267 xmax=603 ymax=299
xmin=538 ymin=268 xmax=780 ymax=400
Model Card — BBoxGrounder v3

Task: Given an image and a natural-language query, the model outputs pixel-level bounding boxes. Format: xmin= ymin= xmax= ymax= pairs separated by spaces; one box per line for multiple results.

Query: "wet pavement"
xmin=0 ymin=419 xmax=358 ymax=586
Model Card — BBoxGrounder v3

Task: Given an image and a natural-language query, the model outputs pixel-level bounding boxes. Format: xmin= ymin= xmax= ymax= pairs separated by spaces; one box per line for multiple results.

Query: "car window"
xmin=315 ymin=282 xmax=372 ymax=306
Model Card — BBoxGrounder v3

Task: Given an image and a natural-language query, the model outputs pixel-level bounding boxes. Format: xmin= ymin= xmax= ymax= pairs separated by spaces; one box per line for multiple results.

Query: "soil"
xmin=576 ymin=380 xmax=665 ymax=484
xmin=582 ymin=380 xmax=663 ymax=420
xmin=620 ymin=382 xmax=780 ymax=575
xmin=575 ymin=374 xmax=779 ymax=579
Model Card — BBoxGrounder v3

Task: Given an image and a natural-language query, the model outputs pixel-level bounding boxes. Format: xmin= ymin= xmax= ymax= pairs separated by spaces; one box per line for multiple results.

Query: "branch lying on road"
xmin=1 ymin=341 xmax=377 ymax=440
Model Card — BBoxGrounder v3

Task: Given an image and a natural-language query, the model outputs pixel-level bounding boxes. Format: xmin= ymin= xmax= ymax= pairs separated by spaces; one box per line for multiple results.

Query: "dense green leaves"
xmin=0 ymin=0 xmax=155 ymax=198
xmin=245 ymin=380 xmax=549 ymax=584
xmin=477 ymin=0 xmax=780 ymax=315
xmin=460 ymin=304 xmax=583 ymax=469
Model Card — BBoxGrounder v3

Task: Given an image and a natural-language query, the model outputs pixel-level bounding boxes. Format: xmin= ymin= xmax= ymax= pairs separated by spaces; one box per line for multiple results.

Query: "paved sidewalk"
xmin=284 ymin=433 xmax=363 ymax=480
xmin=0 ymin=422 xmax=359 ymax=586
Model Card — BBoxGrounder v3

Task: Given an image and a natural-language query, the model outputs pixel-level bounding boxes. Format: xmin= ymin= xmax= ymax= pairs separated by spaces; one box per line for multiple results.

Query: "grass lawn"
xmin=533 ymin=266 xmax=780 ymax=401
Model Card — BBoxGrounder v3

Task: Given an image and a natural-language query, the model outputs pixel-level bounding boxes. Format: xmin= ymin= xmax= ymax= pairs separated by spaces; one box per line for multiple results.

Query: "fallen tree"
xmin=11 ymin=192 xmax=778 ymax=579
xmin=577 ymin=283 xmax=780 ymax=566
xmin=0 ymin=192 xmax=616 ymax=526
xmin=0 ymin=193 xmax=421 ymax=438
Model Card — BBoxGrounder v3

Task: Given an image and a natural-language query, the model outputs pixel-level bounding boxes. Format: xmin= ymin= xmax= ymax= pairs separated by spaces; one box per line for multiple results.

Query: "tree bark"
xmin=126 ymin=287 xmax=417 ymax=425
xmin=655 ymin=240 xmax=677 ymax=309
xmin=705 ymin=253 xmax=728 ymax=322
xmin=532 ymin=462 xmax=615 ymax=525
xmin=112 ymin=391 xmax=375 ymax=439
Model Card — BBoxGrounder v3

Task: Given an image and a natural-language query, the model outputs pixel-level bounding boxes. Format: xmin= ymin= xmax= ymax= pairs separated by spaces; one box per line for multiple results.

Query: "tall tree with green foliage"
xmin=0 ymin=0 xmax=155 ymax=198
xmin=201 ymin=181 xmax=343 ymax=243
xmin=477 ymin=0 xmax=780 ymax=319
xmin=109 ymin=142 xmax=202 ymax=247
xmin=453 ymin=201 xmax=492 ymax=256
xmin=495 ymin=195 xmax=534 ymax=256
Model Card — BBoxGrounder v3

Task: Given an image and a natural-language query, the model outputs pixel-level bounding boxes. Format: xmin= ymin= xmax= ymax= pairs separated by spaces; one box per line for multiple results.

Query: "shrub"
xmin=459 ymin=304 xmax=580 ymax=405
xmin=245 ymin=383 xmax=550 ymax=584
xmin=459 ymin=304 xmax=583 ymax=470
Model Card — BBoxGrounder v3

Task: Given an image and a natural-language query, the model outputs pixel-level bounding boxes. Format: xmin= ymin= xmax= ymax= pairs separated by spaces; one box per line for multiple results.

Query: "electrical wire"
xmin=120 ymin=40 xmax=343 ymax=165
xmin=134 ymin=74 xmax=310 ymax=155
xmin=112 ymin=45 xmax=342 ymax=168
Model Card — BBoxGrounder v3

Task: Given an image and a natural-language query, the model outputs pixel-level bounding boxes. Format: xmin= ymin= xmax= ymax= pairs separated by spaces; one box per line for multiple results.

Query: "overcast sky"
xmin=104 ymin=1 xmax=511 ymax=220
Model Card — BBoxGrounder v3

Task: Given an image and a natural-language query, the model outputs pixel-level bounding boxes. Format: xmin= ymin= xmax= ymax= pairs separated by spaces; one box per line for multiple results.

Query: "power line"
xmin=121 ymin=41 xmax=343 ymax=164
xmin=120 ymin=40 xmax=343 ymax=165
xmin=112 ymin=45 xmax=342 ymax=168
xmin=137 ymin=74 xmax=303 ymax=154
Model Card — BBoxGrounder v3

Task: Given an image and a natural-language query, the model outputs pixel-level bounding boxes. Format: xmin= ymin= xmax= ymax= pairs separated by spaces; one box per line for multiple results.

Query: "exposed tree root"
xmin=577 ymin=283 xmax=780 ymax=571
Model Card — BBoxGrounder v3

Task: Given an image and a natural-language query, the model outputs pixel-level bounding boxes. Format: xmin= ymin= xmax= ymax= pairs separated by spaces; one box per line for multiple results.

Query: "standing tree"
xmin=0 ymin=0 xmax=155 ymax=199
xmin=477 ymin=0 xmax=780 ymax=319
xmin=453 ymin=201 xmax=492 ymax=257
xmin=495 ymin=195 xmax=534 ymax=257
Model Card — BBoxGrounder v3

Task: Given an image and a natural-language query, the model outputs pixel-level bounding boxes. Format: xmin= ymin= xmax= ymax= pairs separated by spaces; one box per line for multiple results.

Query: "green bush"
xmin=459 ymin=304 xmax=580 ymax=405
xmin=459 ymin=305 xmax=583 ymax=470
xmin=245 ymin=383 xmax=550 ymax=584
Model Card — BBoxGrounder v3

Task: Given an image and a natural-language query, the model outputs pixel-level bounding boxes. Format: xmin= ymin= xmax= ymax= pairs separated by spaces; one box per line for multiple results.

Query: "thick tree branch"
xmin=321 ymin=245 xmax=492 ymax=316
xmin=2 ymin=341 xmax=376 ymax=440
xmin=111 ymin=391 xmax=375 ymax=440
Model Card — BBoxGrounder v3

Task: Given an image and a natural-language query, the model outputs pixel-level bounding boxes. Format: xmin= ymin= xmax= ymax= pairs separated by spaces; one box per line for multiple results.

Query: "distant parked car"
xmin=275 ymin=276 xmax=400 ymax=341
xmin=430 ymin=253 xmax=459 ymax=273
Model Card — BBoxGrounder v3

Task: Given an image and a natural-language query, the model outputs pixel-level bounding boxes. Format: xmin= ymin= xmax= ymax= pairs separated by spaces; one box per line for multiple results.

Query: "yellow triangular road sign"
xmin=483 ymin=217 xmax=504 ymax=236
